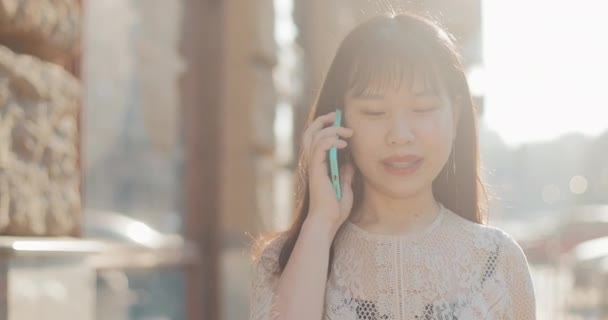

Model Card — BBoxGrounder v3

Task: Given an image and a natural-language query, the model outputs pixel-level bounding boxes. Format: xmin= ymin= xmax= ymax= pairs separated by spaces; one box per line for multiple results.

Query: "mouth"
xmin=381 ymin=156 xmax=423 ymax=176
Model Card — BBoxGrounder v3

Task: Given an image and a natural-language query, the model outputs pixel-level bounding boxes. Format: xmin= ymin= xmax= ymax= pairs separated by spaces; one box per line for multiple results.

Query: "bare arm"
xmin=274 ymin=215 xmax=337 ymax=320
xmin=274 ymin=112 xmax=355 ymax=319
xmin=250 ymin=111 xmax=355 ymax=320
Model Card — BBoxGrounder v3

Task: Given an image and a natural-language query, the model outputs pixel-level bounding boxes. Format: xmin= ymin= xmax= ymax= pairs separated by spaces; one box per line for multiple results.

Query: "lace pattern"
xmin=249 ymin=205 xmax=536 ymax=319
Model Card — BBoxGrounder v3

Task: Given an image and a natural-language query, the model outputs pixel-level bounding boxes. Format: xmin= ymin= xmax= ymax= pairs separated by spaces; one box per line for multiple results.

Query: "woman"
xmin=250 ymin=12 xmax=536 ymax=320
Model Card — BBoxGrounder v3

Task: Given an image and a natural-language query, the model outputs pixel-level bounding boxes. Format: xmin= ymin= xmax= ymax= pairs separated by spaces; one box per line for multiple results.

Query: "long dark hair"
xmin=261 ymin=12 xmax=487 ymax=276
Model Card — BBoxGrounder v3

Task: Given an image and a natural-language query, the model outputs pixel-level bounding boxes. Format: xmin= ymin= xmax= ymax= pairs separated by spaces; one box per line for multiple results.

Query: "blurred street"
xmin=1 ymin=0 xmax=607 ymax=319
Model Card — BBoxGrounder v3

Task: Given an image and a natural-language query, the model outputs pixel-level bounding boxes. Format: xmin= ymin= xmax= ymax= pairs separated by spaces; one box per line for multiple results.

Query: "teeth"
xmin=387 ymin=161 xmax=416 ymax=168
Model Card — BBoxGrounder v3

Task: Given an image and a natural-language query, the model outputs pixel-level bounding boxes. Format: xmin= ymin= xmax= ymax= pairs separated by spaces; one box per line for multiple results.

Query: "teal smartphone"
xmin=329 ymin=109 xmax=342 ymax=200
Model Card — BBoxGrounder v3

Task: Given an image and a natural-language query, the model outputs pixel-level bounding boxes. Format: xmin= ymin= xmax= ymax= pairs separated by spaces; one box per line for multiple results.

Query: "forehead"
xmin=346 ymin=67 xmax=446 ymax=100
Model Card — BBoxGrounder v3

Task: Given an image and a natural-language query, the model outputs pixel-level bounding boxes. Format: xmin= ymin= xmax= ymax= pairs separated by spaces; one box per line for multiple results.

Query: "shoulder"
xmin=441 ymin=210 xmax=535 ymax=312
xmin=442 ymin=208 xmax=529 ymax=261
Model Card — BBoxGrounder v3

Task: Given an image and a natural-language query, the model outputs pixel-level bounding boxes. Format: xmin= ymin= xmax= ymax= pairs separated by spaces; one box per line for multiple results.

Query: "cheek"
xmin=419 ymin=119 xmax=453 ymax=145
xmin=349 ymin=131 xmax=376 ymax=160
xmin=418 ymin=114 xmax=455 ymax=161
xmin=346 ymin=122 xmax=382 ymax=165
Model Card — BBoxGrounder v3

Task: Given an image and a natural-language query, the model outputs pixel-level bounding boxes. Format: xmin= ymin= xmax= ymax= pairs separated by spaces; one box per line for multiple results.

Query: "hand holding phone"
xmin=303 ymin=109 xmax=354 ymax=232
xmin=329 ymin=109 xmax=342 ymax=200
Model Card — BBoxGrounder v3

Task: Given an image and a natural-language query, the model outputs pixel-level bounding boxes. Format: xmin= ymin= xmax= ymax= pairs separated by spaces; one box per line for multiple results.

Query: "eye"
xmin=414 ymin=105 xmax=439 ymax=113
xmin=414 ymin=107 xmax=437 ymax=113
xmin=363 ymin=111 xmax=386 ymax=116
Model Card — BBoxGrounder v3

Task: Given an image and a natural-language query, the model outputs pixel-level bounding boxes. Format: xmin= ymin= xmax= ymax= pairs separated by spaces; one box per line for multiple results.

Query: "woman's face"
xmin=343 ymin=73 xmax=457 ymax=199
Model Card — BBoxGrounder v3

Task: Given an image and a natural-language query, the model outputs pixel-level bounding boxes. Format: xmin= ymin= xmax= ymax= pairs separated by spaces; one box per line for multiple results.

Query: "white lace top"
xmin=250 ymin=204 xmax=536 ymax=319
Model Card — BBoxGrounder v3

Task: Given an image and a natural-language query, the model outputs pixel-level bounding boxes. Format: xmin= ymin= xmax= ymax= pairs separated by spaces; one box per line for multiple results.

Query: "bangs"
xmin=346 ymin=35 xmax=444 ymax=98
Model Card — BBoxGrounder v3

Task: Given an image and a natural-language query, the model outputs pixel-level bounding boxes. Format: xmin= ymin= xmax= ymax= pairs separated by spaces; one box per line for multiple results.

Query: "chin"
xmin=375 ymin=181 xmax=428 ymax=199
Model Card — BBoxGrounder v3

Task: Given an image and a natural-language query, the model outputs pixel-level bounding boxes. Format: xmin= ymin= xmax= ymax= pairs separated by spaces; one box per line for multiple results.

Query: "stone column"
xmin=0 ymin=0 xmax=82 ymax=236
xmin=220 ymin=2 xmax=277 ymax=319
xmin=181 ymin=0 xmax=278 ymax=317
xmin=221 ymin=0 xmax=277 ymax=237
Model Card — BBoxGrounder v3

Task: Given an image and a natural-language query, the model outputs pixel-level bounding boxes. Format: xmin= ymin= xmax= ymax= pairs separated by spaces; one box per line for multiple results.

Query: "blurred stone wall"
xmin=0 ymin=0 xmax=80 ymax=65
xmin=0 ymin=0 xmax=81 ymax=236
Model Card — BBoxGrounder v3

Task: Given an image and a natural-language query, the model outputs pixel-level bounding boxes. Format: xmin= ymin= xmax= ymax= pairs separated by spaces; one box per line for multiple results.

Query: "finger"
xmin=306 ymin=112 xmax=337 ymax=137
xmin=302 ymin=112 xmax=337 ymax=155
xmin=312 ymin=126 xmax=353 ymax=146
xmin=310 ymin=137 xmax=347 ymax=169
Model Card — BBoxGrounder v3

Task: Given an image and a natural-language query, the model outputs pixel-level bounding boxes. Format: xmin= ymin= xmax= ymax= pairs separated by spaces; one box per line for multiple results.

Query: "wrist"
xmin=302 ymin=213 xmax=339 ymax=242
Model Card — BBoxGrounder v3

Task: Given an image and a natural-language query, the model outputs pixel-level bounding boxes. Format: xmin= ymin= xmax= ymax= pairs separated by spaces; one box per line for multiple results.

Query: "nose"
xmin=386 ymin=116 xmax=415 ymax=145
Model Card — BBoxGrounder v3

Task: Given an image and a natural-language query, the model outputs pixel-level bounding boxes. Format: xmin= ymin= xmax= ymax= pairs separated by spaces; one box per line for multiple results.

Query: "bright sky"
xmin=482 ymin=0 xmax=608 ymax=146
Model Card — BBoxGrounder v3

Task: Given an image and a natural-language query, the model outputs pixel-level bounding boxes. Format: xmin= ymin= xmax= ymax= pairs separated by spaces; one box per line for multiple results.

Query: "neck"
xmin=351 ymin=184 xmax=441 ymax=234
